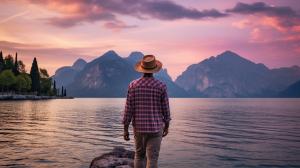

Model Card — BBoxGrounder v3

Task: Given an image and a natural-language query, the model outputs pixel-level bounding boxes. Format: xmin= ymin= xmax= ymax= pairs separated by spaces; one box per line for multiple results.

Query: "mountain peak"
xmin=99 ymin=50 xmax=121 ymax=60
xmin=217 ymin=50 xmax=243 ymax=59
xmin=72 ymin=58 xmax=87 ymax=71
xmin=214 ymin=50 xmax=255 ymax=65
xmin=126 ymin=51 xmax=144 ymax=64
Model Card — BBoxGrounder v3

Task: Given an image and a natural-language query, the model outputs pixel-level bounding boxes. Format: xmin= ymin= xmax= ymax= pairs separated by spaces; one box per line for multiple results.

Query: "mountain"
xmin=175 ymin=51 xmax=300 ymax=97
xmin=54 ymin=50 xmax=300 ymax=98
xmin=67 ymin=51 xmax=138 ymax=97
xmin=280 ymin=80 xmax=300 ymax=97
xmin=53 ymin=58 xmax=87 ymax=88
xmin=64 ymin=51 xmax=187 ymax=97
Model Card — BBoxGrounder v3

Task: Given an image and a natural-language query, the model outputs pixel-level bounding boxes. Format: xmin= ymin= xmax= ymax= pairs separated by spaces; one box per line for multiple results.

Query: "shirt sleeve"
xmin=161 ymin=85 xmax=171 ymax=123
xmin=122 ymin=86 xmax=134 ymax=125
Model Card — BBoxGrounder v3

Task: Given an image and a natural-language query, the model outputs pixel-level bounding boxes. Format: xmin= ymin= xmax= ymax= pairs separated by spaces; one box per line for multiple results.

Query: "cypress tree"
xmin=61 ymin=86 xmax=64 ymax=96
xmin=53 ymin=80 xmax=57 ymax=96
xmin=64 ymin=88 xmax=67 ymax=97
xmin=0 ymin=51 xmax=4 ymax=72
xmin=30 ymin=57 xmax=40 ymax=94
xmin=13 ymin=52 xmax=19 ymax=75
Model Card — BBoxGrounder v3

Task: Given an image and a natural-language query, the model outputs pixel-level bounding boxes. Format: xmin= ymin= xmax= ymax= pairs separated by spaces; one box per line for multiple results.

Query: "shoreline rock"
xmin=0 ymin=94 xmax=74 ymax=100
xmin=90 ymin=147 xmax=134 ymax=168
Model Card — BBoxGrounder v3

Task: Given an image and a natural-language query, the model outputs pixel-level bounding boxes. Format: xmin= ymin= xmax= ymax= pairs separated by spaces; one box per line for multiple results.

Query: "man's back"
xmin=123 ymin=76 xmax=170 ymax=133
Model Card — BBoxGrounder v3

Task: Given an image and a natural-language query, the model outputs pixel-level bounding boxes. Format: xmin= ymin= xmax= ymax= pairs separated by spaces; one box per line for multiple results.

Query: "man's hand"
xmin=123 ymin=124 xmax=130 ymax=141
xmin=124 ymin=130 xmax=130 ymax=141
xmin=163 ymin=127 xmax=168 ymax=137
xmin=163 ymin=122 xmax=169 ymax=137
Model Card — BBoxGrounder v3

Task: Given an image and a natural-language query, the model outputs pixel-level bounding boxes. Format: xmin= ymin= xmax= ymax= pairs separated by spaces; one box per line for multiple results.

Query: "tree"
xmin=0 ymin=70 xmax=16 ymax=92
xmin=15 ymin=73 xmax=31 ymax=92
xmin=53 ymin=80 xmax=57 ymax=96
xmin=30 ymin=57 xmax=40 ymax=94
xmin=18 ymin=60 xmax=26 ymax=73
xmin=40 ymin=68 xmax=49 ymax=78
xmin=22 ymin=73 xmax=32 ymax=91
xmin=4 ymin=55 xmax=14 ymax=70
xmin=0 ymin=51 xmax=4 ymax=72
xmin=39 ymin=68 xmax=52 ymax=95
xmin=15 ymin=75 xmax=26 ymax=92
xmin=40 ymin=78 xmax=52 ymax=95
xmin=13 ymin=52 xmax=19 ymax=75
xmin=61 ymin=86 xmax=64 ymax=96
xmin=64 ymin=88 xmax=67 ymax=96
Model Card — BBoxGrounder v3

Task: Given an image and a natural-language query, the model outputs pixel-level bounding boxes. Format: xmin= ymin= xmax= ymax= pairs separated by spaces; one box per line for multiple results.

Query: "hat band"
xmin=141 ymin=63 xmax=157 ymax=69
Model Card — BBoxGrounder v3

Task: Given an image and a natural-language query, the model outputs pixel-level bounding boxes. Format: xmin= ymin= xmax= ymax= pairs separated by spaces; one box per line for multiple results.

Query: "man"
xmin=122 ymin=55 xmax=171 ymax=168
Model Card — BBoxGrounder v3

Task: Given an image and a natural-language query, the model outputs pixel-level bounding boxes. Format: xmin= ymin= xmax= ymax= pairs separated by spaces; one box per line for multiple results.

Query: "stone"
xmin=90 ymin=146 xmax=134 ymax=168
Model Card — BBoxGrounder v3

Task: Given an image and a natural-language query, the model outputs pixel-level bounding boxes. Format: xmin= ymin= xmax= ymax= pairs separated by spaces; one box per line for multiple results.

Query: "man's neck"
xmin=143 ymin=73 xmax=153 ymax=78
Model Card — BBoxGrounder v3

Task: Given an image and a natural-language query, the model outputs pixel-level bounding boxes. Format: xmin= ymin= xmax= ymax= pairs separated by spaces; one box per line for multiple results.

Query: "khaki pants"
xmin=134 ymin=130 xmax=163 ymax=168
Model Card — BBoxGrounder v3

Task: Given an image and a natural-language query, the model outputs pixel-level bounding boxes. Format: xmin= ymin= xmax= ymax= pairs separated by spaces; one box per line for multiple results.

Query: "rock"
xmin=90 ymin=147 xmax=134 ymax=168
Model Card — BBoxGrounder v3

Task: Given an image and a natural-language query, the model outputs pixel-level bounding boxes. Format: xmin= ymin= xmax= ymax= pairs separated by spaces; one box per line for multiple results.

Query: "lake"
xmin=0 ymin=98 xmax=300 ymax=168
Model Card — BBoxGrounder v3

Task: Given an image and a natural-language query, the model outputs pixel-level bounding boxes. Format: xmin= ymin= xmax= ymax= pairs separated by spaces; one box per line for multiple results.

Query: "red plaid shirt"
xmin=122 ymin=77 xmax=171 ymax=133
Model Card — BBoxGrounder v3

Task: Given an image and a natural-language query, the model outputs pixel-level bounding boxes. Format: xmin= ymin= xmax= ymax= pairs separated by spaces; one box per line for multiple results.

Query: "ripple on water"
xmin=0 ymin=98 xmax=300 ymax=168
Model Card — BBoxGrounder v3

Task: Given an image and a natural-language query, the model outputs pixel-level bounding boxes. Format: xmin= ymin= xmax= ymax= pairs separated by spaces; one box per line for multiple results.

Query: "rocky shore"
xmin=90 ymin=147 xmax=134 ymax=168
xmin=0 ymin=94 xmax=74 ymax=100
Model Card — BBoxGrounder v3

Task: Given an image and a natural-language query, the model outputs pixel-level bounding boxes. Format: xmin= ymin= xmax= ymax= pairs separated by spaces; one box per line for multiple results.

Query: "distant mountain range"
xmin=53 ymin=50 xmax=300 ymax=97
xmin=53 ymin=50 xmax=187 ymax=97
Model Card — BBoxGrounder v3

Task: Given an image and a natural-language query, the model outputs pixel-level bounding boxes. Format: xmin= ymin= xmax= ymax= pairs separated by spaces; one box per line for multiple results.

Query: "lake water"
xmin=0 ymin=98 xmax=300 ymax=168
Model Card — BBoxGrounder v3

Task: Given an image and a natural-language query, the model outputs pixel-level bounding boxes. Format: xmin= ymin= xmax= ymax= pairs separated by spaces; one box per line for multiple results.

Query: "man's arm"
xmin=161 ymin=85 xmax=171 ymax=137
xmin=122 ymin=87 xmax=133 ymax=141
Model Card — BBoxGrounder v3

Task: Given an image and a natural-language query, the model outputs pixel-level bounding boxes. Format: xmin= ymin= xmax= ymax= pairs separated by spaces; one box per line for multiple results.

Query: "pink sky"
xmin=0 ymin=0 xmax=300 ymax=79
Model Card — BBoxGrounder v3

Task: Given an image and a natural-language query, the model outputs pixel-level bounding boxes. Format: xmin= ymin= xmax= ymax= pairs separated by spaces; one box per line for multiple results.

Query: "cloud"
xmin=227 ymin=1 xmax=300 ymax=49
xmin=104 ymin=20 xmax=137 ymax=31
xmin=27 ymin=0 xmax=227 ymax=29
xmin=139 ymin=0 xmax=227 ymax=20
xmin=227 ymin=2 xmax=300 ymax=30
xmin=47 ymin=12 xmax=116 ymax=28
xmin=227 ymin=2 xmax=297 ymax=16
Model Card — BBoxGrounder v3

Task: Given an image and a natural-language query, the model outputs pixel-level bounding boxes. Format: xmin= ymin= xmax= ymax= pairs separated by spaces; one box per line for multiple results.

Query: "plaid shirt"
xmin=122 ymin=77 xmax=171 ymax=133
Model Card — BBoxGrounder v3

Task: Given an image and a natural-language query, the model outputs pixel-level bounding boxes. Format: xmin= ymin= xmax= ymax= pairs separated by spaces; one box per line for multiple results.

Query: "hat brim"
xmin=134 ymin=60 xmax=162 ymax=73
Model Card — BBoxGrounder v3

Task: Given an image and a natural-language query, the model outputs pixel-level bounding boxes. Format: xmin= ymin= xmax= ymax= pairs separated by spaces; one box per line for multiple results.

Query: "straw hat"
xmin=134 ymin=55 xmax=162 ymax=73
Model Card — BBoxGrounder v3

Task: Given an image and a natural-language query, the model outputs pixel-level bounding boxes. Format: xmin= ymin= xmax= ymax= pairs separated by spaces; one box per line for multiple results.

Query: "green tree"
xmin=15 ymin=75 xmax=26 ymax=92
xmin=15 ymin=73 xmax=31 ymax=92
xmin=61 ymin=86 xmax=64 ymax=96
xmin=30 ymin=57 xmax=40 ymax=94
xmin=0 ymin=51 xmax=4 ymax=72
xmin=0 ymin=70 xmax=16 ymax=92
xmin=13 ymin=52 xmax=19 ymax=75
xmin=39 ymin=68 xmax=52 ymax=95
xmin=64 ymin=88 xmax=67 ymax=96
xmin=4 ymin=55 xmax=14 ymax=70
xmin=40 ymin=78 xmax=52 ymax=95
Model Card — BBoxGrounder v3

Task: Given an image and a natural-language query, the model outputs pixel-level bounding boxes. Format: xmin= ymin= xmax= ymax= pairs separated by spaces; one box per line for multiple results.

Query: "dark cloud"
xmin=139 ymin=1 xmax=227 ymax=20
xmin=28 ymin=0 xmax=227 ymax=28
xmin=226 ymin=2 xmax=300 ymax=28
xmin=226 ymin=2 xmax=298 ymax=17
xmin=47 ymin=12 xmax=116 ymax=28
